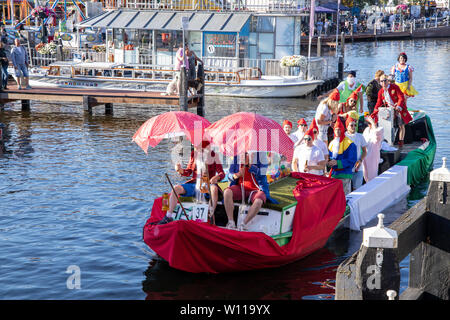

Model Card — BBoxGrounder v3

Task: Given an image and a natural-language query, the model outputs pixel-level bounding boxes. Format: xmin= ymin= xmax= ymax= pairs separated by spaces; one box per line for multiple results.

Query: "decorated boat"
xmin=15 ymin=61 xmax=323 ymax=98
xmin=140 ymin=109 xmax=435 ymax=273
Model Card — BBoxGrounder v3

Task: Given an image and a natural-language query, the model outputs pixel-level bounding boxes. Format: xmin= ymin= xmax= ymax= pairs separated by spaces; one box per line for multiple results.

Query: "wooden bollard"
xmin=408 ymin=157 xmax=450 ymax=300
xmin=196 ymin=63 xmax=205 ymax=117
xmin=336 ymin=214 xmax=400 ymax=300
xmin=179 ymin=66 xmax=188 ymax=111
xmin=83 ymin=96 xmax=93 ymax=114
xmin=317 ymin=36 xmax=321 ymax=57
xmin=338 ymin=56 xmax=344 ymax=80
xmin=21 ymin=100 xmax=30 ymax=112
xmin=105 ymin=103 xmax=113 ymax=115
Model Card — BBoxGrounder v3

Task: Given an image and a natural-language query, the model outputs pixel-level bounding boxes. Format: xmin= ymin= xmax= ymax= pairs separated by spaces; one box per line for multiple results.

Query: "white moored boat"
xmin=15 ymin=61 xmax=323 ymax=98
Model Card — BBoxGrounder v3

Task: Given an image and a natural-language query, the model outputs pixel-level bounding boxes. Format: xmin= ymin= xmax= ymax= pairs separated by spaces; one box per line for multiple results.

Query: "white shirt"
xmin=345 ymin=131 xmax=368 ymax=172
xmin=315 ymin=101 xmax=331 ymax=141
xmin=292 ymin=129 xmax=305 ymax=144
xmin=313 ymin=138 xmax=329 ymax=159
xmin=293 ymin=144 xmax=325 ymax=176
xmin=289 ymin=133 xmax=299 ymax=144
xmin=383 ymin=84 xmax=395 ymax=107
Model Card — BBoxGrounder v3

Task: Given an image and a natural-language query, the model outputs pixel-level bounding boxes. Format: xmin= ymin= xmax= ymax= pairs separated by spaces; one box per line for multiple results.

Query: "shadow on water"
xmin=142 ymin=247 xmax=346 ymax=300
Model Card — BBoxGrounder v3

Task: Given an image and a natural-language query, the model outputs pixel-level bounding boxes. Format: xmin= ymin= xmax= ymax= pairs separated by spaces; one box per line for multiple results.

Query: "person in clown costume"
xmin=390 ymin=52 xmax=418 ymax=99
xmin=327 ymin=117 xmax=357 ymax=195
xmin=373 ymin=73 xmax=413 ymax=148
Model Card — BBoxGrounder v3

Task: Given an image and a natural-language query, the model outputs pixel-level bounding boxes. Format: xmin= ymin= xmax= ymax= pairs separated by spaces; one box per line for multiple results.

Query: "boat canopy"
xmin=76 ymin=10 xmax=251 ymax=33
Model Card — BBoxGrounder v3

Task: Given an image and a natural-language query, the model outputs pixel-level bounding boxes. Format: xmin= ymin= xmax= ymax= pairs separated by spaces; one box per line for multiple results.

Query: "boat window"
xmin=60 ymin=67 xmax=71 ymax=76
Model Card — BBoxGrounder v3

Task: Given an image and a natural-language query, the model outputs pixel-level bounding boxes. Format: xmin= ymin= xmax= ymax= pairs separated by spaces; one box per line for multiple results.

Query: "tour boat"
xmin=16 ymin=61 xmax=323 ymax=98
xmin=142 ymin=111 xmax=435 ymax=273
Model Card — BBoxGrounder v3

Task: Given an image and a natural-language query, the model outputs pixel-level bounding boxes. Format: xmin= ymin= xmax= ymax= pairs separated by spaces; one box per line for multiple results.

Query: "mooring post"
xmin=179 ymin=66 xmax=188 ymax=111
xmin=338 ymin=56 xmax=344 ymax=80
xmin=196 ymin=63 xmax=205 ymax=117
xmin=105 ymin=103 xmax=113 ymax=115
xmin=336 ymin=214 xmax=400 ymax=300
xmin=407 ymin=157 xmax=450 ymax=300
xmin=317 ymin=36 xmax=321 ymax=57
xmin=83 ymin=96 xmax=92 ymax=114
xmin=21 ymin=100 xmax=30 ymax=112
xmin=340 ymin=32 xmax=345 ymax=57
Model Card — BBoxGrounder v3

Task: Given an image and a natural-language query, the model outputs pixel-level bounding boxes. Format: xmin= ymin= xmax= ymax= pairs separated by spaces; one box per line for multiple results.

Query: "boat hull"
xmin=23 ymin=73 xmax=322 ymax=98
xmin=143 ymin=173 xmax=346 ymax=273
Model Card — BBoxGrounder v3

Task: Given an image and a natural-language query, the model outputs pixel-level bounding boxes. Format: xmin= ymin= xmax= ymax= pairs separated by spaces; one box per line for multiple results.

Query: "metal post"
xmin=317 ymin=36 xmax=321 ymax=57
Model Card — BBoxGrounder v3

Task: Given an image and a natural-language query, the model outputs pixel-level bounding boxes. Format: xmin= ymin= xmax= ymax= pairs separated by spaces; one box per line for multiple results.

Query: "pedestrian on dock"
xmin=186 ymin=45 xmax=204 ymax=93
xmin=10 ymin=38 xmax=31 ymax=90
xmin=365 ymin=70 xmax=384 ymax=114
xmin=0 ymin=41 xmax=9 ymax=89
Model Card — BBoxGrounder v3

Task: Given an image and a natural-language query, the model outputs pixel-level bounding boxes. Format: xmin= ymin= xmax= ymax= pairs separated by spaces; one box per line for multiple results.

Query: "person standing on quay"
xmin=0 ymin=41 xmax=9 ymax=89
xmin=11 ymin=38 xmax=31 ymax=90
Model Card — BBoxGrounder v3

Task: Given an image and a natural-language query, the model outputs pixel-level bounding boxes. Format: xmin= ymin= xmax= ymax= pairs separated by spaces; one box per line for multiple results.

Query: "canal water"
xmin=0 ymin=39 xmax=449 ymax=300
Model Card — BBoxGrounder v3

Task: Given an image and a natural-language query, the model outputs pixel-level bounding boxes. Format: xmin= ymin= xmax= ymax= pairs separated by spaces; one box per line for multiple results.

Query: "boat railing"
xmin=116 ymin=0 xmax=306 ymax=13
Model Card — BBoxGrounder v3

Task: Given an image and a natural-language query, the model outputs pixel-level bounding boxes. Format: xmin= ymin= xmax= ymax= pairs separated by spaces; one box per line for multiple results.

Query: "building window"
xmin=203 ymin=32 xmax=236 ymax=57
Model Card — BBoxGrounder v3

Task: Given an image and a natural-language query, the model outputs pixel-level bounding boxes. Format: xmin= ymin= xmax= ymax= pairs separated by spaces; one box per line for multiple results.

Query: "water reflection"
xmin=142 ymin=248 xmax=342 ymax=300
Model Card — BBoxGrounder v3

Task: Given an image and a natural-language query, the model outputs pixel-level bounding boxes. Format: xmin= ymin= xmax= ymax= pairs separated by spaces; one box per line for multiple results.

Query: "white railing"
xmin=120 ymin=0 xmax=308 ymax=13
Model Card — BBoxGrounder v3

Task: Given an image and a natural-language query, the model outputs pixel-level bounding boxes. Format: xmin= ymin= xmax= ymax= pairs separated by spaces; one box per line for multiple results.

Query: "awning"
xmin=77 ymin=10 xmax=251 ymax=32
xmin=321 ymin=2 xmax=351 ymax=11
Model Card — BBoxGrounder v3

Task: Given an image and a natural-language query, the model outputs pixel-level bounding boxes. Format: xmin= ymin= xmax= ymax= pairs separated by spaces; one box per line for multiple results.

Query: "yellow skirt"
xmin=396 ymin=81 xmax=419 ymax=97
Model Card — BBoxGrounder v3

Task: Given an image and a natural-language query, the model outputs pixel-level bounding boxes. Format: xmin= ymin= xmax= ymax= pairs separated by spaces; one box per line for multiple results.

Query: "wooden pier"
xmin=335 ymin=157 xmax=450 ymax=300
xmin=0 ymin=66 xmax=204 ymax=115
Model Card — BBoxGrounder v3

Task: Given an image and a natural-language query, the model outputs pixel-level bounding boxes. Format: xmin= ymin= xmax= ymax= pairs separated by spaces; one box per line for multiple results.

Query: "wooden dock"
xmin=335 ymin=157 xmax=450 ymax=300
xmin=0 ymin=65 xmax=205 ymax=116
xmin=0 ymin=85 xmax=201 ymax=113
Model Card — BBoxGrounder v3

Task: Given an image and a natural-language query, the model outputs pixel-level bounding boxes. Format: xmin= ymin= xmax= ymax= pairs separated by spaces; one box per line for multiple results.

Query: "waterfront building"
xmin=78 ymin=0 xmax=337 ymax=79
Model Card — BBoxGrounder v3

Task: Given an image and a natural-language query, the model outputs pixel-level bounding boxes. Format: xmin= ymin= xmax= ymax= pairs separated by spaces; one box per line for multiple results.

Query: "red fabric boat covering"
xmin=143 ymin=172 xmax=346 ymax=273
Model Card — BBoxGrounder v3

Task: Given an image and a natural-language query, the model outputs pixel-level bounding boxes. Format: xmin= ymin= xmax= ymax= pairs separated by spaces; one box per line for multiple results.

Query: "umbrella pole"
xmin=204 ymin=169 xmax=215 ymax=225
xmin=165 ymin=173 xmax=190 ymax=221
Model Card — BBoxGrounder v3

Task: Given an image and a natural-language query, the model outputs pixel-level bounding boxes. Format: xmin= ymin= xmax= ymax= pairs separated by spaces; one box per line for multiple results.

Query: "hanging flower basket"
xmin=280 ymin=55 xmax=308 ymax=68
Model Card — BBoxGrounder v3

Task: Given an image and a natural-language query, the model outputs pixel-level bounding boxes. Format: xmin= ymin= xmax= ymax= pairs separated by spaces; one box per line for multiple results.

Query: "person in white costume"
xmin=292 ymin=127 xmax=326 ymax=175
